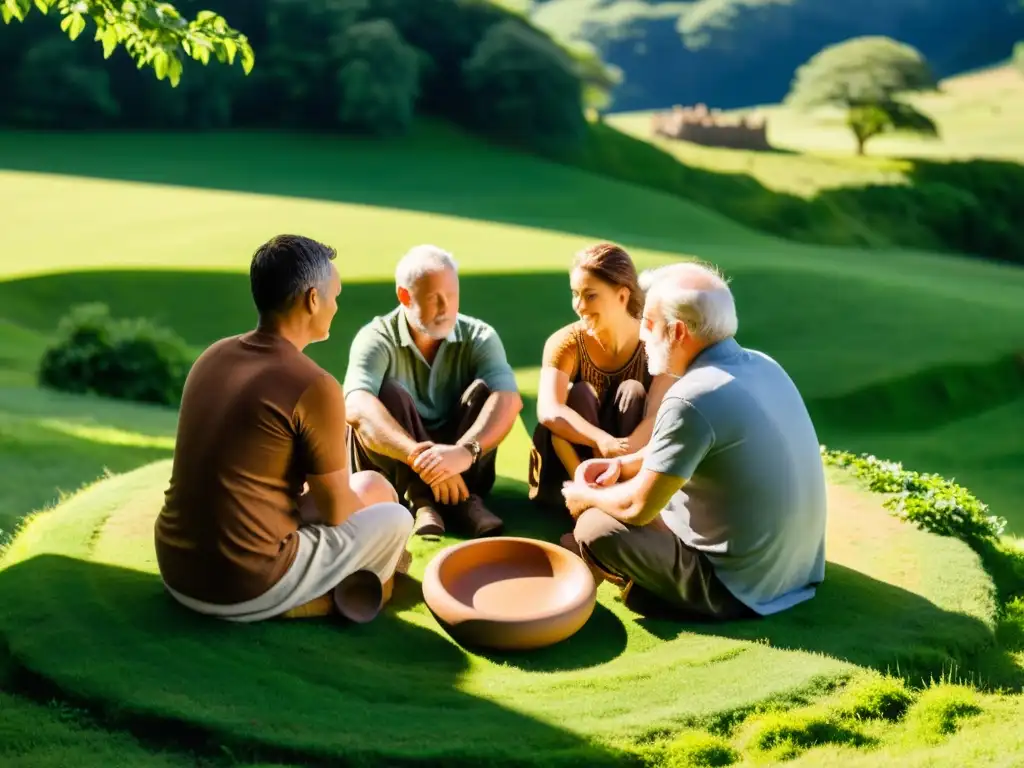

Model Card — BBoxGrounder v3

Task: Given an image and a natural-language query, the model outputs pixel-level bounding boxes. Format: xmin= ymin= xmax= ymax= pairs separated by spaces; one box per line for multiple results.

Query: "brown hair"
xmin=572 ymin=242 xmax=643 ymax=319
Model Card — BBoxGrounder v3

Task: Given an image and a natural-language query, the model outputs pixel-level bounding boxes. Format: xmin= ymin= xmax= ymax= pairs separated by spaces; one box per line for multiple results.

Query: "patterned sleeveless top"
xmin=544 ymin=322 xmax=652 ymax=403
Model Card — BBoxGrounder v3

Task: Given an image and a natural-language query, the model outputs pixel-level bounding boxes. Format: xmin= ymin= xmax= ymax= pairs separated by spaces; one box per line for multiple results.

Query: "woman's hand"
xmin=596 ymin=433 xmax=630 ymax=458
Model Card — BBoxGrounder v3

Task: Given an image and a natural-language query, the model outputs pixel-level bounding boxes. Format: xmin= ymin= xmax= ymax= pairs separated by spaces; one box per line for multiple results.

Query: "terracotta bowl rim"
xmin=422 ymin=535 xmax=596 ymax=625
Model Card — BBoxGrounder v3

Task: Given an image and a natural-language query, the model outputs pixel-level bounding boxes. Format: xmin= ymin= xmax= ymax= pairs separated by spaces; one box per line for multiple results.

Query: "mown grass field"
xmin=0 ymin=124 xmax=1022 ymax=766
xmin=607 ymin=65 xmax=1024 ymax=197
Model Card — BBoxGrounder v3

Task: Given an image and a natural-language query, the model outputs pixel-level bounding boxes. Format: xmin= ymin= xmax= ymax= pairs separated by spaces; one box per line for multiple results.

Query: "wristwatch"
xmin=461 ymin=439 xmax=482 ymax=465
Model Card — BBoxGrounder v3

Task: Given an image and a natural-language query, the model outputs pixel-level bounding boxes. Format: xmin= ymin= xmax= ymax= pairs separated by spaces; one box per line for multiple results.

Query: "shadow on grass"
xmin=0 ymin=412 xmax=172 ymax=537
xmin=638 ymin=562 xmax=1009 ymax=689
xmin=0 ymin=554 xmax=636 ymax=768
xmin=0 ymin=127 xmax=764 ymax=259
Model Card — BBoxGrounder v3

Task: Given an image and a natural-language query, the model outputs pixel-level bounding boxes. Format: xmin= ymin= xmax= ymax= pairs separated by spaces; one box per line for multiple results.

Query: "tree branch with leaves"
xmin=1 ymin=0 xmax=254 ymax=86
xmin=785 ymin=36 xmax=939 ymax=155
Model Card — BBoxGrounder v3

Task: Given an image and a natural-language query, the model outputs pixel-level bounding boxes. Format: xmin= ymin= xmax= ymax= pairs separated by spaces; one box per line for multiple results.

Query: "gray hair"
xmin=639 ymin=261 xmax=738 ymax=343
xmin=395 ymin=244 xmax=459 ymax=290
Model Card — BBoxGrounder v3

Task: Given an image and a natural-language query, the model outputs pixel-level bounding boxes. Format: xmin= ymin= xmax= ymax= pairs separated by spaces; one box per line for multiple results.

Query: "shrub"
xmin=37 ymin=303 xmax=191 ymax=407
xmin=11 ymin=38 xmax=120 ymax=128
xmin=334 ymin=18 xmax=421 ymax=136
xmin=821 ymin=447 xmax=1008 ymax=547
xmin=462 ymin=19 xmax=587 ymax=152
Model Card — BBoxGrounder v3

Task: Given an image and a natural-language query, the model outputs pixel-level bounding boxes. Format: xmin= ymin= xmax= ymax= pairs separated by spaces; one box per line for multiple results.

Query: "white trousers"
xmin=163 ymin=502 xmax=413 ymax=622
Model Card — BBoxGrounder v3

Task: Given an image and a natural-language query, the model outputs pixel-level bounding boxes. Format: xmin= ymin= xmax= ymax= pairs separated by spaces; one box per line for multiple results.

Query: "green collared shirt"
xmin=342 ymin=306 xmax=518 ymax=430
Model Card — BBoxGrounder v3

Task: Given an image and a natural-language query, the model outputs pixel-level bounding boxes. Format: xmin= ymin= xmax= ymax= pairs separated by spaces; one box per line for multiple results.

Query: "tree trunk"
xmin=855 ymin=134 xmax=866 ymax=155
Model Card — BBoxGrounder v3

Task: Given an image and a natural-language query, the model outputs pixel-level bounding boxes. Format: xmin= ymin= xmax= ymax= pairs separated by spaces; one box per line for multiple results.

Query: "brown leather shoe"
xmin=413 ymin=505 xmax=445 ymax=539
xmin=458 ymin=494 xmax=503 ymax=538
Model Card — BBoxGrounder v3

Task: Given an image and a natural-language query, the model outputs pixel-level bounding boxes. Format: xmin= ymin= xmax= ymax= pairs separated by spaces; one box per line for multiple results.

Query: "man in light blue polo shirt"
xmin=561 ymin=261 xmax=827 ymax=620
xmin=344 ymin=245 xmax=523 ymax=540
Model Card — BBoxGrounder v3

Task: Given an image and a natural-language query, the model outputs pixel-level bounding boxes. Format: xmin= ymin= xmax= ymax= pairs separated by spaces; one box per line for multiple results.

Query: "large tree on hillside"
xmin=785 ymin=36 xmax=939 ymax=155
xmin=1 ymin=0 xmax=253 ymax=86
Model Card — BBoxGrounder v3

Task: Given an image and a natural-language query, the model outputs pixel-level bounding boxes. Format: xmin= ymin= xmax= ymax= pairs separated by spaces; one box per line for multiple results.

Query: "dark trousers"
xmin=573 ymin=508 xmax=756 ymax=621
xmin=348 ymin=378 xmax=496 ymax=512
xmin=528 ymin=379 xmax=646 ymax=514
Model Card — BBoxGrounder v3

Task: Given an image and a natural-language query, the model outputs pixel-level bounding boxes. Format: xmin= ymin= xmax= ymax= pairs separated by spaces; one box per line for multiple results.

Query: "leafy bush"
xmin=11 ymin=37 xmax=120 ymax=128
xmin=462 ymin=19 xmax=587 ymax=151
xmin=821 ymin=447 xmax=1008 ymax=547
xmin=334 ymin=18 xmax=420 ymax=136
xmin=38 ymin=303 xmax=192 ymax=407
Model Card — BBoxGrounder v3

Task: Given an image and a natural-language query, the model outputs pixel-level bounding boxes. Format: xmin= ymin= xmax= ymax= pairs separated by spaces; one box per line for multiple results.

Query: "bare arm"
xmin=304 ymin=469 xmax=366 ymax=527
xmin=345 ymin=390 xmax=420 ymax=465
xmin=458 ymin=390 xmax=523 ymax=454
xmin=567 ymin=468 xmax=684 ymax=527
xmin=625 ymin=373 xmax=675 ymax=452
xmin=536 ymin=366 xmax=612 ymax=448
xmin=296 ymin=375 xmax=372 ymax=527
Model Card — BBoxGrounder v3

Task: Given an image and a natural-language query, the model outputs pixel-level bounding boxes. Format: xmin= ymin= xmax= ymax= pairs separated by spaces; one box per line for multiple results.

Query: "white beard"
xmin=645 ymin=335 xmax=671 ymax=377
xmin=406 ymin=306 xmax=454 ymax=340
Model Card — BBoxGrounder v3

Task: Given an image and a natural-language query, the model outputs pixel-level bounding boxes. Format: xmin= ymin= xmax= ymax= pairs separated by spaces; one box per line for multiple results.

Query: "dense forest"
xmin=0 ymin=0 xmax=594 ymax=152
xmin=527 ymin=0 xmax=1024 ymax=110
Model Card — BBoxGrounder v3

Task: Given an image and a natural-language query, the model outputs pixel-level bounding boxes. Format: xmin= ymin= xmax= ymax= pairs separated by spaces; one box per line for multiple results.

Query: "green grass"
xmin=0 ymin=387 xmax=176 ymax=541
xmin=0 ymin=125 xmax=1022 ymax=764
xmin=0 ymin=440 xmax=1001 ymax=765
xmin=607 ymin=66 xmax=1024 ymax=197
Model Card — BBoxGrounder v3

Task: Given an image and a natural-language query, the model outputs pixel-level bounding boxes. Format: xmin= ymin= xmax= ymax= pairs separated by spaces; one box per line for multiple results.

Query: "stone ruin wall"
xmin=651 ymin=104 xmax=771 ymax=150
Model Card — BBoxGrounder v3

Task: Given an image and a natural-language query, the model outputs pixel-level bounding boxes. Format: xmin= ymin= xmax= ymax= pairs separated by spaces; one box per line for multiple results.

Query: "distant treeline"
xmin=528 ymin=0 xmax=1024 ymax=111
xmin=0 ymin=0 xmax=590 ymax=152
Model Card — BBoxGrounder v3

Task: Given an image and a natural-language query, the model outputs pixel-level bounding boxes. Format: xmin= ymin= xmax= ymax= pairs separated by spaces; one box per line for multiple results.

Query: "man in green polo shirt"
xmin=343 ymin=245 xmax=523 ymax=539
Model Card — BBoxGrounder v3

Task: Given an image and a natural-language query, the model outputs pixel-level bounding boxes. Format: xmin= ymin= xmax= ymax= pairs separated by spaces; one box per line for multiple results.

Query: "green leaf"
xmin=167 ymin=53 xmax=182 ymax=87
xmin=153 ymin=49 xmax=169 ymax=80
xmin=195 ymin=9 xmax=217 ymax=23
xmin=0 ymin=5 xmax=12 ymax=23
xmin=181 ymin=38 xmax=191 ymax=56
xmin=5 ymin=0 xmax=26 ymax=22
xmin=65 ymin=10 xmax=85 ymax=40
xmin=221 ymin=37 xmax=236 ymax=64
xmin=33 ymin=0 xmax=49 ymax=13
xmin=240 ymin=43 xmax=254 ymax=75
xmin=100 ymin=24 xmax=117 ymax=58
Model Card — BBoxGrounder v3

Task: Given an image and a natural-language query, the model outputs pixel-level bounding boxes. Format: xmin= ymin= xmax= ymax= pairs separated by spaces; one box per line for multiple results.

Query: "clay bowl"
xmin=422 ymin=536 xmax=597 ymax=651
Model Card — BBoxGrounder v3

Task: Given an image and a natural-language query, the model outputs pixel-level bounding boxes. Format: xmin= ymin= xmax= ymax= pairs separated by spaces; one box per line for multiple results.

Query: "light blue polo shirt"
xmin=342 ymin=306 xmax=519 ymax=431
xmin=642 ymin=338 xmax=828 ymax=616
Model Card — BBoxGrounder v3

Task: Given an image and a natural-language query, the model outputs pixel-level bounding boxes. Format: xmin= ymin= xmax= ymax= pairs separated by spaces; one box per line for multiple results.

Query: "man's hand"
xmin=575 ymin=458 xmax=621 ymax=488
xmin=407 ymin=441 xmax=435 ymax=466
xmin=431 ymin=475 xmax=470 ymax=506
xmin=596 ymin=433 xmax=630 ymax=458
xmin=561 ymin=480 xmax=593 ymax=520
xmin=412 ymin=444 xmax=474 ymax=485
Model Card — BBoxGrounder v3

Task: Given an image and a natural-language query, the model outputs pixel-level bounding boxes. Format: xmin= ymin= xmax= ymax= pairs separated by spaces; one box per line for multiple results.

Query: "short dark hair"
xmin=250 ymin=234 xmax=337 ymax=316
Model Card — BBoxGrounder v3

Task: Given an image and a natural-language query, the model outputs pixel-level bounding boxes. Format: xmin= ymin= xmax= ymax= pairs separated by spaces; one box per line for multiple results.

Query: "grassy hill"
xmin=0 ymin=124 xmax=1022 ymax=765
xmin=1 ymin=123 xmax=1021 ymax=533
xmin=607 ymin=65 xmax=1024 ymax=198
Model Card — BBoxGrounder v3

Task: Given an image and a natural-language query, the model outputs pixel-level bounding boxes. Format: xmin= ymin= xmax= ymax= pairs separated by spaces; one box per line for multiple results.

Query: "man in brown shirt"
xmin=155 ymin=234 xmax=413 ymax=622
